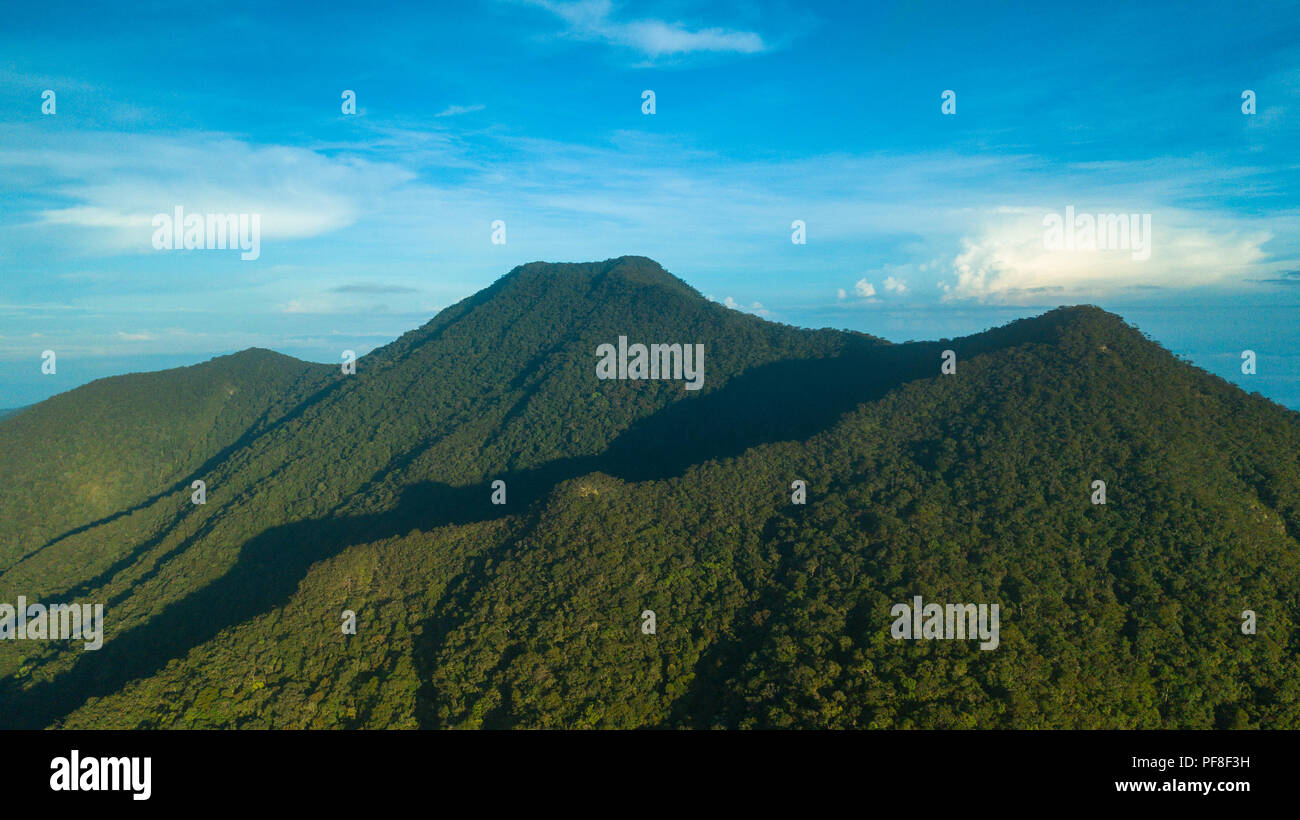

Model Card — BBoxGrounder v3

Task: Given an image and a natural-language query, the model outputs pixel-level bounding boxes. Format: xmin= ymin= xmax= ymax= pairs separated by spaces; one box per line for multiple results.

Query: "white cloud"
xmin=854 ymin=279 xmax=876 ymax=299
xmin=523 ymin=0 xmax=766 ymax=57
xmin=4 ymin=119 xmax=1294 ymax=316
xmin=941 ymin=207 xmax=1276 ymax=303
xmin=3 ymin=131 xmax=414 ymax=254
xmin=435 ymin=104 xmax=486 ymax=117
xmin=716 ymin=295 xmax=772 ymax=317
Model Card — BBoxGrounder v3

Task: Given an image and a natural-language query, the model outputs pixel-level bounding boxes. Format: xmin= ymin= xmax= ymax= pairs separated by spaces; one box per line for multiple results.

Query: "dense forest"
xmin=1 ymin=256 xmax=1297 ymax=729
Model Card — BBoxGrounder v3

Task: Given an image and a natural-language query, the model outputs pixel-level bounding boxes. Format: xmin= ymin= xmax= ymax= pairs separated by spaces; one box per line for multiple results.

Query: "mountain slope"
xmin=415 ymin=307 xmax=1300 ymax=729
xmin=0 ymin=256 xmax=891 ymax=726
xmin=0 ymin=349 xmax=331 ymax=570
xmin=2 ymin=259 xmax=1299 ymax=729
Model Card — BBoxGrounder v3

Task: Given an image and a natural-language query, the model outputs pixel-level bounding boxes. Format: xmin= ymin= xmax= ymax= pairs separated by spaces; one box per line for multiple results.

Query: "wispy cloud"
xmin=521 ymin=0 xmax=767 ymax=58
xmin=4 ymin=115 xmax=1296 ymax=335
xmin=1 ymin=128 xmax=414 ymax=253
xmin=329 ymin=284 xmax=423 ymax=294
xmin=435 ymin=104 xmax=486 ymax=117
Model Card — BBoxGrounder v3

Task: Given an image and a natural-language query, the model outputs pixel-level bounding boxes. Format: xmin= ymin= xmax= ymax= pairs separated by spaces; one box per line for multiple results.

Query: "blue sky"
xmin=2 ymin=0 xmax=1299 ymax=408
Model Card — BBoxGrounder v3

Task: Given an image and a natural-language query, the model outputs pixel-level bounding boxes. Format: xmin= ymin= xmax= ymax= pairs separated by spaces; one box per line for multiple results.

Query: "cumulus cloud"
xmin=715 ymin=295 xmax=772 ymax=317
xmin=941 ymin=207 xmax=1273 ymax=303
xmin=854 ymin=279 xmax=877 ymax=299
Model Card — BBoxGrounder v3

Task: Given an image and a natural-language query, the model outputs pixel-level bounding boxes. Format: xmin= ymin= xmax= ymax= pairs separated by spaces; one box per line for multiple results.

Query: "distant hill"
xmin=0 ymin=349 xmax=331 ymax=569
xmin=2 ymin=256 xmax=1298 ymax=729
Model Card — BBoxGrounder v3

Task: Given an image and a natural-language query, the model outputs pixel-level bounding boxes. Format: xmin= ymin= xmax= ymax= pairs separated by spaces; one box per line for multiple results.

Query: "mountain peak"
xmin=1037 ymin=304 xmax=1153 ymax=348
xmin=500 ymin=256 xmax=701 ymax=300
xmin=221 ymin=347 xmax=305 ymax=364
xmin=1041 ymin=303 xmax=1129 ymax=326
xmin=950 ymin=303 xmax=1151 ymax=358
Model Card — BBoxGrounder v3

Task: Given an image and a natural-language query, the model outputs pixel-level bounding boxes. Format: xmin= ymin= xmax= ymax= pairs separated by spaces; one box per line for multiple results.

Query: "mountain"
xmin=2 ymin=256 xmax=1298 ymax=729
xmin=0 ymin=349 xmax=330 ymax=570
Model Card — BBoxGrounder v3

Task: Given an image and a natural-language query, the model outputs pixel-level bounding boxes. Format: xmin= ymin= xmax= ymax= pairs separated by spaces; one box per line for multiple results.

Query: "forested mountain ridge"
xmin=0 ymin=349 xmax=332 ymax=570
xmin=2 ymin=257 xmax=1298 ymax=729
